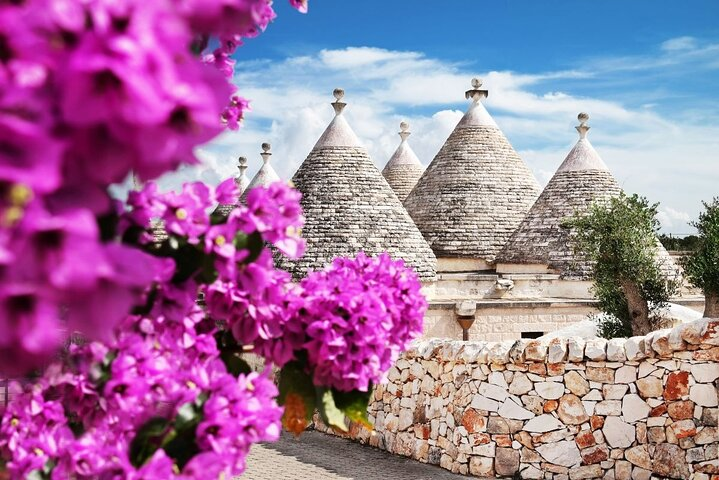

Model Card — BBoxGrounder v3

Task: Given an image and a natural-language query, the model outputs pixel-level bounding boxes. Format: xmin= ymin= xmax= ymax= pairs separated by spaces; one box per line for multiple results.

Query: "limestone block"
xmin=468 ymin=456 xmax=494 ymax=476
xmin=470 ymin=394 xmax=499 ymax=413
xmin=557 ymin=394 xmax=589 ymax=425
xmin=459 ymin=342 xmax=486 ymax=363
xmin=569 ymin=464 xmax=603 ymax=479
xmin=653 ymin=443 xmax=691 ymax=478
xmin=568 ymin=337 xmax=586 ymax=362
xmin=524 ymin=414 xmax=565 ymax=433
xmin=487 ymin=341 xmax=512 ymax=364
xmin=615 ymin=365 xmax=637 ymax=384
xmin=495 ymin=447 xmax=520 ymax=477
xmin=625 ymin=445 xmax=651 ymax=469
xmin=497 ymin=398 xmax=535 ymax=420
xmin=622 ymin=394 xmax=651 ymax=423
xmin=508 ymin=372 xmax=533 ymax=395
xmin=585 ymin=339 xmax=608 ymax=361
xmin=692 ymin=363 xmax=719 ymax=383
xmin=648 ymin=329 xmax=672 ymax=357
xmin=691 ymin=384 xmax=719 ymax=407
xmin=624 ymin=336 xmax=646 ymax=361
xmin=535 ymin=381 xmax=565 ymax=400
xmin=548 ymin=338 xmax=568 ymax=363
xmin=536 ymin=439 xmax=582 ymax=467
xmin=607 ymin=338 xmax=627 ymax=362
xmin=603 ymin=384 xmax=628 ymax=400
xmin=636 ymin=376 xmax=663 ymax=398
xmin=478 ymin=382 xmax=509 ymax=402
xmin=565 ymin=371 xmax=590 ymax=397
xmin=603 ymin=416 xmax=635 ymax=448
xmin=595 ymin=400 xmax=622 ymax=416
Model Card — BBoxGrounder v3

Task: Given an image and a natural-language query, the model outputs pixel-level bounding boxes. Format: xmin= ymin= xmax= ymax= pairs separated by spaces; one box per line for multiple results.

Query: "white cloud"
xmin=661 ymin=36 xmax=698 ymax=52
xmin=152 ymin=42 xmax=717 ymax=234
xmin=657 ymin=207 xmax=692 ymax=231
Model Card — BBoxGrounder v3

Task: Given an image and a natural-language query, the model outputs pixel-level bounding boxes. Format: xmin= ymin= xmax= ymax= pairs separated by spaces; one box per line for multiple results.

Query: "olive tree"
xmin=565 ymin=193 xmax=680 ymax=337
xmin=682 ymin=198 xmax=719 ymax=317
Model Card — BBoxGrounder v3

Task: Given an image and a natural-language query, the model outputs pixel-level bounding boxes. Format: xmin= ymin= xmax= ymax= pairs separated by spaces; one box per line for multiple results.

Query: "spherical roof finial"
xmin=261 ymin=142 xmax=271 ymax=153
xmin=578 ymin=112 xmax=590 ymax=124
xmin=238 ymin=156 xmax=247 ymax=166
xmin=333 ymin=88 xmax=345 ymax=101
xmin=399 ymin=121 xmax=410 ymax=132
xmin=471 ymin=78 xmax=483 ymax=89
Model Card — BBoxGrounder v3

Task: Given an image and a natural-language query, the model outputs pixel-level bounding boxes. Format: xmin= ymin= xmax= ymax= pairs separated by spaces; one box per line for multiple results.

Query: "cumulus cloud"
xmin=150 ymin=40 xmax=718 ymax=233
xmin=657 ymin=207 xmax=692 ymax=231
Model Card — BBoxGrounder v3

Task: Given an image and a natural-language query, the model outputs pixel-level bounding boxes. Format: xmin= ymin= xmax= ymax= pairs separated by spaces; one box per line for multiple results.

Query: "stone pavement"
xmin=243 ymin=430 xmax=470 ymax=479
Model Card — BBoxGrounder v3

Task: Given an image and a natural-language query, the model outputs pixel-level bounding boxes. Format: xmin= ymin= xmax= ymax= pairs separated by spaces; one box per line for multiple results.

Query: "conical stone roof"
xmin=277 ymin=89 xmax=436 ymax=280
xmin=403 ymin=78 xmax=541 ymax=265
xmin=240 ymin=143 xmax=280 ymax=202
xmin=497 ymin=113 xmax=678 ymax=279
xmin=215 ymin=155 xmax=251 ymax=217
xmin=381 ymin=121 xmax=424 ymax=201
xmin=497 ymin=113 xmax=622 ymax=278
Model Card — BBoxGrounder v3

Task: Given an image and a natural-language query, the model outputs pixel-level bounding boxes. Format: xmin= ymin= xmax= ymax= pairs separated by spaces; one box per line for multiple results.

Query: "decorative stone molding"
xmin=314 ymin=318 xmax=719 ymax=478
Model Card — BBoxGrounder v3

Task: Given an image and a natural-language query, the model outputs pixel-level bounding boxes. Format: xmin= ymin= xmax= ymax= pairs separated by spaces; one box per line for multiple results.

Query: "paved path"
xmin=243 ymin=430 xmax=469 ymax=480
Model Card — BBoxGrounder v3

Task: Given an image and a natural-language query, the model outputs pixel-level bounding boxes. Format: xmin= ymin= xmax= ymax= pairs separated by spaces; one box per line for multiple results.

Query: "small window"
xmin=521 ymin=331 xmax=544 ymax=339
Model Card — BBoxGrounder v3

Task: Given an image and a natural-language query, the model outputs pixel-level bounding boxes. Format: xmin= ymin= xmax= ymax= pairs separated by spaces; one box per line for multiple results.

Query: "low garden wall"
xmin=314 ymin=318 xmax=719 ymax=479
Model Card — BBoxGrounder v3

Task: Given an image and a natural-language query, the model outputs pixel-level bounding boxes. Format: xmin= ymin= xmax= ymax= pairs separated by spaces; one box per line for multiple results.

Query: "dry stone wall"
xmin=315 ymin=319 xmax=719 ymax=479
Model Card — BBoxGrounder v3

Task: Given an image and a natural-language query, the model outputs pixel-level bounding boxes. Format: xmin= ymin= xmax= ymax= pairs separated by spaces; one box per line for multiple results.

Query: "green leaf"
xmin=163 ymin=404 xmax=202 ymax=470
xmin=97 ymin=211 xmax=119 ymax=242
xmin=316 ymin=387 xmax=348 ymax=433
xmin=174 ymin=402 xmax=199 ymax=431
xmin=129 ymin=417 xmax=170 ymax=468
xmin=277 ymin=362 xmax=316 ymax=435
xmin=219 ymin=350 xmax=252 ymax=377
xmin=234 ymin=231 xmax=264 ymax=265
xmin=197 ymin=250 xmax=219 ymax=284
xmin=331 ymin=387 xmax=373 ymax=429
xmin=171 ymin=242 xmax=204 ymax=283
xmin=162 ymin=429 xmax=200 ymax=470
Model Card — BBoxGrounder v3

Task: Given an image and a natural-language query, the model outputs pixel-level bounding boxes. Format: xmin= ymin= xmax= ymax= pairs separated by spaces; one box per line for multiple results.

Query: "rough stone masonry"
xmin=315 ymin=318 xmax=719 ymax=479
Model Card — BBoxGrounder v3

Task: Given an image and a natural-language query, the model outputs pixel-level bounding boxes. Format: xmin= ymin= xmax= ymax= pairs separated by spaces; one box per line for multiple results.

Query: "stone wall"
xmin=314 ymin=318 xmax=719 ymax=479
xmin=423 ymin=302 xmax=595 ymax=342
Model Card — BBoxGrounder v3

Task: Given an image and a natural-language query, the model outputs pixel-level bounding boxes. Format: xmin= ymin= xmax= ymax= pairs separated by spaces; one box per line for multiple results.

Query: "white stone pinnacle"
xmin=238 ymin=156 xmax=248 ymax=175
xmin=332 ymin=87 xmax=347 ymax=115
xmin=576 ymin=112 xmax=591 ymax=140
xmin=399 ymin=121 xmax=411 ymax=142
xmin=465 ymin=77 xmax=489 ymax=102
xmin=313 ymin=88 xmax=361 ymax=148
xmin=260 ymin=143 xmax=272 ymax=164
xmin=458 ymin=77 xmax=497 ymax=128
xmin=556 ymin=112 xmax=608 ymax=172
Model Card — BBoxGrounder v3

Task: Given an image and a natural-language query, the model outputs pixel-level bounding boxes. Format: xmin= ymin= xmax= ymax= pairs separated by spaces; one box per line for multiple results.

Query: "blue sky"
xmin=160 ymin=1 xmax=719 ymax=234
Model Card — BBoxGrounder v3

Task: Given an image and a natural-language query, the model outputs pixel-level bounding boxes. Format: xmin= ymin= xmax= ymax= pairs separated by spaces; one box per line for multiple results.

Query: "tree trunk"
xmin=620 ymin=279 xmax=653 ymax=336
xmin=705 ymin=291 xmax=719 ymax=318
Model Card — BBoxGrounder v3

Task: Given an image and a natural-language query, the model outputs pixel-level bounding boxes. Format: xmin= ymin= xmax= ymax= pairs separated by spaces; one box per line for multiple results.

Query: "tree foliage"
xmin=565 ymin=193 xmax=679 ymax=338
xmin=659 ymin=234 xmax=700 ymax=252
xmin=681 ymin=198 xmax=719 ymax=317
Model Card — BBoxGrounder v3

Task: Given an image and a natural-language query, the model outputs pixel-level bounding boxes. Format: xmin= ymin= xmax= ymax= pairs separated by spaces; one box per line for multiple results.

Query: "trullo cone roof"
xmin=215 ymin=155 xmax=251 ymax=217
xmin=403 ymin=78 xmax=541 ymax=263
xmin=277 ymin=89 xmax=437 ymax=280
xmin=381 ymin=121 xmax=424 ymax=201
xmin=497 ymin=113 xmax=622 ymax=277
xmin=240 ymin=143 xmax=280 ymax=202
xmin=498 ymin=113 xmax=678 ymax=279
